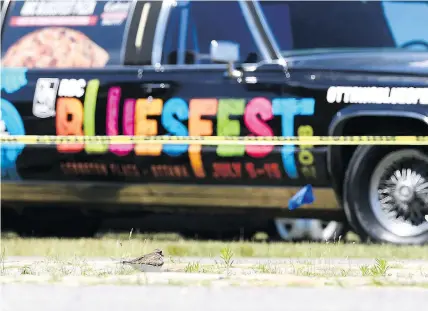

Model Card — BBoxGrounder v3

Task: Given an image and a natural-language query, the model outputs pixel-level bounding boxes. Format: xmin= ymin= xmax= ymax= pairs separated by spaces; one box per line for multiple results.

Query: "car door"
xmin=145 ymin=0 xmax=330 ymax=188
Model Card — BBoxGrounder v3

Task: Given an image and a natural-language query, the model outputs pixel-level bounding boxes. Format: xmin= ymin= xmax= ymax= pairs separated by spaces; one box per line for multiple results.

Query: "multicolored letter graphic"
xmin=54 ymin=79 xmax=317 ymax=180
xmin=1 ymin=68 xmax=28 ymax=180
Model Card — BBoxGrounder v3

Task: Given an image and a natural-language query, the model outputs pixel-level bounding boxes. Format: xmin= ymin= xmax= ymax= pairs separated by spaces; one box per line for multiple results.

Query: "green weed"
xmin=360 ymin=265 xmax=371 ymax=276
xmin=220 ymin=246 xmax=234 ymax=276
xmin=20 ymin=265 xmax=35 ymax=275
xmin=220 ymin=247 xmax=234 ymax=268
xmin=360 ymin=258 xmax=390 ymax=277
xmin=254 ymin=263 xmax=281 ymax=274
xmin=184 ymin=262 xmax=201 ymax=273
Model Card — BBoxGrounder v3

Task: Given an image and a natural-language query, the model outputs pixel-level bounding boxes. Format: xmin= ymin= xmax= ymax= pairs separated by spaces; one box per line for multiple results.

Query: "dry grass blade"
xmin=2 ymin=232 xmax=428 ymax=260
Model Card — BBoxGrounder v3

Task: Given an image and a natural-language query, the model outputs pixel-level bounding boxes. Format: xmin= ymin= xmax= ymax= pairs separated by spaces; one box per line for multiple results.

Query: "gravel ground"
xmin=5 ymin=256 xmax=428 ymax=265
xmin=1 ymin=256 xmax=428 ymax=311
xmin=2 ymin=256 xmax=428 ymax=286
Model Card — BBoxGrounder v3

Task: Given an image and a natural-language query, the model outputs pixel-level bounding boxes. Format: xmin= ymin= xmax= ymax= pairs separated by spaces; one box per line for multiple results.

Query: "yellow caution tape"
xmin=1 ymin=135 xmax=428 ymax=146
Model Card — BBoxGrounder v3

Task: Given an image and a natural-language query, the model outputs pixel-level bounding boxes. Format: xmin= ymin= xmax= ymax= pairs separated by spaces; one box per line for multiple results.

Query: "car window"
xmin=258 ymin=0 xmax=428 ymax=53
xmin=161 ymin=0 xmax=262 ymax=65
xmin=1 ymin=0 xmax=133 ymax=68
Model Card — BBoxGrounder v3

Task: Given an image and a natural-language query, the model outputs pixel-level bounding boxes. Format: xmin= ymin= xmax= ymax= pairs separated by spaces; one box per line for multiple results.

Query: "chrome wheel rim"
xmin=310 ymin=220 xmax=344 ymax=241
xmin=369 ymin=149 xmax=428 ymax=237
xmin=274 ymin=218 xmax=343 ymax=241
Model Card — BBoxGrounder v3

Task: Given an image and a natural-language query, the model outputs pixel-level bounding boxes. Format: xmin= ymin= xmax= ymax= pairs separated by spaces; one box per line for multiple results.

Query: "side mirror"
xmin=210 ymin=40 xmax=240 ymax=63
xmin=210 ymin=40 xmax=242 ymax=78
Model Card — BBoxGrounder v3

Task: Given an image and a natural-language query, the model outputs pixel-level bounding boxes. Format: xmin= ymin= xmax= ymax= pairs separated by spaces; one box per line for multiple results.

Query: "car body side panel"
xmin=1 ymin=67 xmax=333 ymax=188
xmin=2 ymin=0 xmax=428 ymax=214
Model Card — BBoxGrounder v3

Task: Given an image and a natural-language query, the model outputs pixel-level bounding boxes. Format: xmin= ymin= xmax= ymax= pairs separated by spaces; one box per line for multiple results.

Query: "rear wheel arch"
xmin=326 ymin=108 xmax=428 ymax=204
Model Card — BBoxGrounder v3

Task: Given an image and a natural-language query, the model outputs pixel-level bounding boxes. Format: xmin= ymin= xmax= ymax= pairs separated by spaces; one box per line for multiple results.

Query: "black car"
xmin=1 ymin=0 xmax=428 ymax=244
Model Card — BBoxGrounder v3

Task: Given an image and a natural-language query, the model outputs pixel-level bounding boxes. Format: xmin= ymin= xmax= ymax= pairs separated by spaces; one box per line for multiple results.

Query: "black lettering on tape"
xmin=416 ymin=136 xmax=428 ymax=141
xmin=66 ymin=136 xmax=78 ymax=144
xmin=96 ymin=136 xmax=105 ymax=143
xmin=6 ymin=135 xmax=428 ymax=146
xmin=41 ymin=136 xmax=52 ymax=144
xmin=35 ymin=136 xmax=46 ymax=144
xmin=48 ymin=137 xmax=58 ymax=144
xmin=55 ymin=137 xmax=65 ymax=144
xmin=2 ymin=136 xmax=19 ymax=143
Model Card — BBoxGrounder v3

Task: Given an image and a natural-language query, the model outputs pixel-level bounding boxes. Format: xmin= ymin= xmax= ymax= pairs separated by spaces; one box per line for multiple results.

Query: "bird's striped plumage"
xmin=121 ymin=249 xmax=164 ymax=267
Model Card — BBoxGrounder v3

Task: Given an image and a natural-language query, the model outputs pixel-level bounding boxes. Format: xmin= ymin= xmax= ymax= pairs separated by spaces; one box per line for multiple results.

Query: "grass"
xmin=1 ymin=230 xmax=428 ymax=288
xmin=1 ymin=231 xmax=428 ymax=259
xmin=219 ymin=246 xmax=234 ymax=276
xmin=1 ymin=237 xmax=427 ymax=288
xmin=253 ymin=262 xmax=282 ymax=274
xmin=360 ymin=259 xmax=391 ymax=277
xmin=184 ymin=262 xmax=201 ymax=273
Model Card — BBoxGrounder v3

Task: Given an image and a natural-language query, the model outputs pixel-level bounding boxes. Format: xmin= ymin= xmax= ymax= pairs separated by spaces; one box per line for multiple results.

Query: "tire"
xmin=343 ymin=145 xmax=428 ymax=245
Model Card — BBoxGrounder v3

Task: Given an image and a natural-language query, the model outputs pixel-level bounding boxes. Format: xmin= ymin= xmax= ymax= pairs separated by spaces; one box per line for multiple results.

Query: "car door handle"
xmin=141 ymin=83 xmax=171 ymax=93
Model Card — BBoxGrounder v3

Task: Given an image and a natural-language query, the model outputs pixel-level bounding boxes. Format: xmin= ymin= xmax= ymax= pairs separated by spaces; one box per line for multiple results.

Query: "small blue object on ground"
xmin=288 ymin=185 xmax=314 ymax=210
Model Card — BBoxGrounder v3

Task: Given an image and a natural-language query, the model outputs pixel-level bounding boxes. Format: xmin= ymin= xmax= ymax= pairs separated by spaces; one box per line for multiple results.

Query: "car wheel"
xmin=307 ymin=219 xmax=347 ymax=242
xmin=344 ymin=146 xmax=428 ymax=245
xmin=273 ymin=218 xmax=346 ymax=241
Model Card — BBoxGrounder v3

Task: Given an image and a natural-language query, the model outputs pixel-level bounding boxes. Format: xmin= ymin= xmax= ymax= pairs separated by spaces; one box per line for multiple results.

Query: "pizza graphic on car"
xmin=1 ymin=27 xmax=109 ymax=68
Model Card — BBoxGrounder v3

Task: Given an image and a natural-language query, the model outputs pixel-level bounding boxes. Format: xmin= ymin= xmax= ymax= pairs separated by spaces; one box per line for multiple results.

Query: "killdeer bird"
xmin=120 ymin=249 xmax=164 ymax=272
